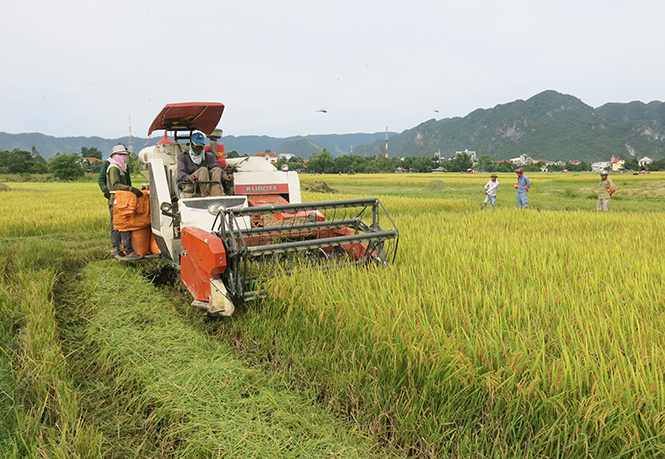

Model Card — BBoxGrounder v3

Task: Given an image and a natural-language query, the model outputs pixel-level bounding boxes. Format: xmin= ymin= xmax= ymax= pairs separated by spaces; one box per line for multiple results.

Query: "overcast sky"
xmin=1 ymin=0 xmax=663 ymax=140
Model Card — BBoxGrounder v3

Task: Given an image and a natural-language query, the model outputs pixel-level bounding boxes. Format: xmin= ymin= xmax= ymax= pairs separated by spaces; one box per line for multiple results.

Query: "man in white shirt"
xmin=482 ymin=174 xmax=499 ymax=210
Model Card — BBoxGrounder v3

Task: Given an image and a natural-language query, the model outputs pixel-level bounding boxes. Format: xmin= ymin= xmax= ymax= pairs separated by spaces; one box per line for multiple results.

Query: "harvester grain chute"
xmin=135 ymin=102 xmax=399 ymax=316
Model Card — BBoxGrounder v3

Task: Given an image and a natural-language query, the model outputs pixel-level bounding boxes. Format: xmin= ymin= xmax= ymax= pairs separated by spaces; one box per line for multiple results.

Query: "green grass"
xmin=60 ymin=260 xmax=393 ymax=458
xmin=0 ymin=236 xmax=107 ymax=457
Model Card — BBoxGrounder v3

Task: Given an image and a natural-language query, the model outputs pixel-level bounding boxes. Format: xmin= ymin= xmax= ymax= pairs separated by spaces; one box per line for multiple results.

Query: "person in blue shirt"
xmin=515 ymin=168 xmax=531 ymax=209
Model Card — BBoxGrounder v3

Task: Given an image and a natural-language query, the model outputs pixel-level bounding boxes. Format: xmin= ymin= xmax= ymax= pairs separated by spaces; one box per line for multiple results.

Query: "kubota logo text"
xmin=235 ymin=183 xmax=289 ymax=194
xmin=246 ymin=185 xmax=278 ymax=192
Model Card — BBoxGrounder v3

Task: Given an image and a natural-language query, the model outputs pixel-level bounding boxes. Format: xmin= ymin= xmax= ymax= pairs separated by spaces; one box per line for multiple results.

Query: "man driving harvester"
xmin=177 ymin=132 xmax=230 ymax=197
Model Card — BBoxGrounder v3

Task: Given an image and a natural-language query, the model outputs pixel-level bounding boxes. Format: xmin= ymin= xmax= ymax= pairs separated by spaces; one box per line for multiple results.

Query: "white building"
xmin=509 ymin=154 xmax=532 ymax=166
xmin=638 ymin=156 xmax=653 ymax=168
xmin=591 ymin=161 xmax=611 ymax=172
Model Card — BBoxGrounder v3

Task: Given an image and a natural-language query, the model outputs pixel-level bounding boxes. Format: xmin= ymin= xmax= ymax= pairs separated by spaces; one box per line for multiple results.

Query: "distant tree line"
xmin=0 ymin=146 xmax=139 ymax=181
xmin=276 ymin=149 xmax=440 ymax=174
xmin=0 ymin=147 xmax=48 ymax=174
xmin=3 ymin=145 xmax=665 ymax=181
xmin=274 ymin=150 xmax=606 ymax=174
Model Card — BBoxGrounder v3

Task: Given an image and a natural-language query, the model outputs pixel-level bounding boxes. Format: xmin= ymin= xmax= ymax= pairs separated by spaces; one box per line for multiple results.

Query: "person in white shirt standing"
xmin=482 ymin=174 xmax=499 ymax=210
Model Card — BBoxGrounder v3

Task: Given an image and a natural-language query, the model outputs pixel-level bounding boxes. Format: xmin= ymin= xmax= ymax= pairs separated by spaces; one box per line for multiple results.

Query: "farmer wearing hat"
xmin=106 ymin=144 xmax=143 ymax=259
xmin=482 ymin=174 xmax=499 ymax=210
xmin=597 ymin=170 xmax=616 ymax=211
xmin=177 ymin=131 xmax=225 ymax=197
xmin=515 ymin=168 xmax=531 ymax=209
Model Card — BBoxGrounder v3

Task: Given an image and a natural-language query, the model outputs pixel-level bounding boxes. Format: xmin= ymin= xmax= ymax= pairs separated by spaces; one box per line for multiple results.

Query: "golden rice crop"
xmin=0 ymin=182 xmax=108 ymax=237
xmin=4 ymin=174 xmax=665 ymax=456
xmin=237 ymin=193 xmax=665 ymax=456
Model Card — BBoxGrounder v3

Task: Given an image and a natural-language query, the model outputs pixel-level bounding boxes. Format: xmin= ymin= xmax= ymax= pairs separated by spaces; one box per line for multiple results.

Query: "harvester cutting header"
xmin=135 ymin=102 xmax=399 ymax=316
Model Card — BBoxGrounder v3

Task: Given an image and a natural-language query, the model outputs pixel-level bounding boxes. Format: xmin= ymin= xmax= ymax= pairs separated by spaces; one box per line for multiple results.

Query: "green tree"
xmin=523 ymin=162 xmax=542 ymax=172
xmin=410 ymin=156 xmax=435 ymax=172
xmin=308 ymin=149 xmax=335 ymax=174
xmin=496 ymin=161 xmax=515 ymax=173
xmin=375 ymin=155 xmax=396 ymax=173
xmin=48 ymin=153 xmax=84 ymax=181
xmin=477 ymin=155 xmax=495 ymax=172
xmin=622 ymin=156 xmax=640 ymax=171
xmin=565 ymin=161 xmax=591 ymax=172
xmin=127 ymin=153 xmax=138 ymax=176
xmin=0 ymin=149 xmax=32 ymax=174
xmin=31 ymin=147 xmax=48 ymax=173
xmin=647 ymin=159 xmax=665 ymax=171
xmin=31 ymin=155 xmax=48 ymax=174
xmin=78 ymin=158 xmax=102 ymax=174
xmin=442 ymin=152 xmax=473 ymax=172
xmin=333 ymin=155 xmax=355 ymax=173
xmin=226 ymin=150 xmax=240 ymax=158
xmin=287 ymin=156 xmax=305 ymax=172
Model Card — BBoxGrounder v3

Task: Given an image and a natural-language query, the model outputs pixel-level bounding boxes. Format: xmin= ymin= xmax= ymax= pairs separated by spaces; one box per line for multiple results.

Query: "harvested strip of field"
xmin=0 ymin=261 xmax=104 ymax=456
xmin=64 ymin=260 xmax=393 ymax=458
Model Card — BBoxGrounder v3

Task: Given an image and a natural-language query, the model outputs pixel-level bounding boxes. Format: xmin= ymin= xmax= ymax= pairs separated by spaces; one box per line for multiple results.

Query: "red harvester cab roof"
xmin=148 ymin=102 xmax=225 ymax=135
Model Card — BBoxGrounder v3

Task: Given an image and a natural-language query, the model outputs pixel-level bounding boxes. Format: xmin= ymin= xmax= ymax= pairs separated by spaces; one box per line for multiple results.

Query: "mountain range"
xmin=354 ymin=91 xmax=665 ymax=162
xmin=1 ymin=91 xmax=664 ymax=162
xmin=0 ymin=131 xmax=391 ymax=160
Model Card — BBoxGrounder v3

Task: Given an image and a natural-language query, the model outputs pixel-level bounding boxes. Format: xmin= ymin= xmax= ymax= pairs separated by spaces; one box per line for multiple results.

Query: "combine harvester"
xmin=137 ymin=102 xmax=399 ymax=316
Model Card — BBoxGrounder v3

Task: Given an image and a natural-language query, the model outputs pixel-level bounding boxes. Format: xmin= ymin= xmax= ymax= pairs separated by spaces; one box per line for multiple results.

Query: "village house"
xmin=609 ymin=155 xmax=625 ymax=172
xmin=76 ymin=156 xmax=103 ymax=173
xmin=509 ymin=154 xmax=532 ymax=166
xmin=591 ymin=161 xmax=610 ymax=172
xmin=638 ymin=156 xmax=653 ymax=168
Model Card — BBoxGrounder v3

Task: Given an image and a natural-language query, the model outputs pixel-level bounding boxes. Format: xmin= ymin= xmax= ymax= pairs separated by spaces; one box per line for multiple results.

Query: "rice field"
xmin=2 ymin=172 xmax=665 ymax=457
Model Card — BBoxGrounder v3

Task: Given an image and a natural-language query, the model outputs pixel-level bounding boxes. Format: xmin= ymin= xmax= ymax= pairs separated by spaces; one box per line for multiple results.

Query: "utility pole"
xmin=385 ymin=127 xmax=389 ymax=158
xmin=127 ymin=115 xmax=134 ymax=153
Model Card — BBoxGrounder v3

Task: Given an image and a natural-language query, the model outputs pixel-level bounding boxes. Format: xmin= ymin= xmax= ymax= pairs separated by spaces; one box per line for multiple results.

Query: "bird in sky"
xmin=316 ymin=108 xmax=328 ymax=113
xmin=433 ymin=109 xmax=439 ymax=113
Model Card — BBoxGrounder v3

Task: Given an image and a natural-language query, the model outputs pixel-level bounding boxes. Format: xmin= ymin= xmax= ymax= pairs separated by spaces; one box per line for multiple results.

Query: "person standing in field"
xmin=515 ymin=168 xmax=530 ymax=209
xmin=106 ymin=144 xmax=143 ymax=259
xmin=597 ymin=170 xmax=616 ymax=211
xmin=99 ymin=147 xmax=133 ymax=254
xmin=482 ymin=174 xmax=499 ymax=210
